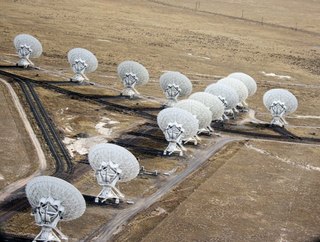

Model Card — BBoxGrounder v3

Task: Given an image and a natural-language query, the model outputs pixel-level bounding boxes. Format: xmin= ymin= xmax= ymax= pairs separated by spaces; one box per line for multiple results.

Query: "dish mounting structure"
xmin=67 ymin=48 xmax=98 ymax=83
xmin=160 ymin=71 xmax=192 ymax=107
xmin=157 ymin=107 xmax=199 ymax=156
xmin=117 ymin=61 xmax=149 ymax=98
xmin=263 ymin=88 xmax=298 ymax=127
xmin=14 ymin=34 xmax=43 ymax=68
xmin=26 ymin=176 xmax=86 ymax=242
xmin=88 ymin=143 xmax=140 ymax=204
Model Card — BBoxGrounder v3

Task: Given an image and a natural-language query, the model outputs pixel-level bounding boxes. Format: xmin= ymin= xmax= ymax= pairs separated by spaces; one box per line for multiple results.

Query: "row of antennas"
xmin=13 ymin=34 xmax=298 ymax=127
xmin=157 ymin=72 xmax=298 ymax=156
xmin=13 ymin=34 xmax=148 ymax=97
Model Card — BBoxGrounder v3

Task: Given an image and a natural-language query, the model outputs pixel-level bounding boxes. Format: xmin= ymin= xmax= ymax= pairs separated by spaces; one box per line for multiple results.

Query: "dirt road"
xmin=0 ymin=78 xmax=46 ymax=202
xmin=85 ymin=136 xmax=243 ymax=241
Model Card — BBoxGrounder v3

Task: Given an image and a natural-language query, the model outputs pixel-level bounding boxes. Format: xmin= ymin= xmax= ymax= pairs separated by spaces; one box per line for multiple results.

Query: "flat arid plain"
xmin=0 ymin=0 xmax=319 ymax=241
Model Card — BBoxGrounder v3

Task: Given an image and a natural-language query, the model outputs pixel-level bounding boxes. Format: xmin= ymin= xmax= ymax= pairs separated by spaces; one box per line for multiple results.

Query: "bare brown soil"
xmin=0 ymin=82 xmax=38 ymax=190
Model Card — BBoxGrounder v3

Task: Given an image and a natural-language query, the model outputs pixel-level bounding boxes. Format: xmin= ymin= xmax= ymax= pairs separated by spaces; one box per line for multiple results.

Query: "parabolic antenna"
xmin=228 ymin=72 xmax=257 ymax=97
xmin=189 ymin=92 xmax=225 ymax=122
xmin=14 ymin=34 xmax=43 ymax=68
xmin=26 ymin=176 xmax=86 ymax=242
xmin=217 ymin=77 xmax=249 ymax=110
xmin=67 ymin=48 xmax=98 ymax=83
xmin=160 ymin=71 xmax=192 ymax=107
xmin=88 ymin=143 xmax=140 ymax=204
xmin=205 ymin=83 xmax=239 ymax=119
xmin=174 ymin=99 xmax=212 ymax=137
xmin=263 ymin=88 xmax=298 ymax=127
xmin=157 ymin=107 xmax=198 ymax=156
xmin=117 ymin=61 xmax=149 ymax=98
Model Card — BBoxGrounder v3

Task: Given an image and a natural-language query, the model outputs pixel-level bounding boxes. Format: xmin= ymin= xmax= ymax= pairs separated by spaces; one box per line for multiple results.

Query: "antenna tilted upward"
xmin=263 ymin=88 xmax=298 ymax=127
xmin=67 ymin=48 xmax=98 ymax=83
xmin=157 ymin=107 xmax=199 ymax=156
xmin=88 ymin=143 xmax=140 ymax=204
xmin=14 ymin=34 xmax=43 ymax=68
xmin=26 ymin=176 xmax=86 ymax=242
xmin=160 ymin=71 xmax=192 ymax=107
xmin=117 ymin=61 xmax=149 ymax=98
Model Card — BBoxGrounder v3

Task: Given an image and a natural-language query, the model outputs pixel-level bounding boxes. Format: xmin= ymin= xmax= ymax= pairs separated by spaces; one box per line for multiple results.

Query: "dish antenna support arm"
xmin=95 ymin=161 xmax=124 ymax=204
xmin=32 ymin=197 xmax=67 ymax=242
xmin=17 ymin=44 xmax=34 ymax=67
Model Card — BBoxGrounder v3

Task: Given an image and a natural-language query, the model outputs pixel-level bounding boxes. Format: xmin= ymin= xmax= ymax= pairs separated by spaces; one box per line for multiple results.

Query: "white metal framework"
xmin=26 ymin=176 xmax=86 ymax=242
xmin=218 ymin=77 xmax=249 ymax=110
xmin=263 ymin=88 xmax=298 ymax=126
xmin=14 ymin=34 xmax=42 ymax=68
xmin=160 ymin=71 xmax=192 ymax=107
xmin=175 ymin=99 xmax=212 ymax=138
xmin=157 ymin=107 xmax=198 ymax=156
xmin=67 ymin=48 xmax=98 ymax=83
xmin=88 ymin=143 xmax=140 ymax=204
xmin=205 ymin=83 xmax=239 ymax=119
xmin=117 ymin=61 xmax=149 ymax=98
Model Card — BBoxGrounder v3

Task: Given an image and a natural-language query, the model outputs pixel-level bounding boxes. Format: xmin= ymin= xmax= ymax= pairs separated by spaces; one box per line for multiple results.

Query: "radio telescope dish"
xmin=205 ymin=83 xmax=239 ymax=119
xmin=157 ymin=107 xmax=198 ymax=156
xmin=175 ymin=99 xmax=212 ymax=137
xmin=88 ymin=143 xmax=140 ymax=204
xmin=189 ymin=92 xmax=225 ymax=123
xmin=217 ymin=77 xmax=249 ymax=110
xmin=26 ymin=176 xmax=86 ymax=242
xmin=67 ymin=48 xmax=98 ymax=83
xmin=263 ymin=88 xmax=298 ymax=127
xmin=117 ymin=61 xmax=149 ymax=98
xmin=14 ymin=34 xmax=42 ymax=68
xmin=228 ymin=72 xmax=257 ymax=97
xmin=160 ymin=71 xmax=192 ymax=107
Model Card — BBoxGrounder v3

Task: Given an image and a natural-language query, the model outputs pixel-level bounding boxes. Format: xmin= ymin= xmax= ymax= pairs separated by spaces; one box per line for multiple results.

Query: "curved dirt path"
xmin=0 ymin=78 xmax=46 ymax=202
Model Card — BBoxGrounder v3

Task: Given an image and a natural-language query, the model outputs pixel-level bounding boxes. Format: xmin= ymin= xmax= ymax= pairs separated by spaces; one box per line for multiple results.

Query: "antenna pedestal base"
xmin=70 ymin=74 xmax=85 ymax=83
xmin=121 ymin=88 xmax=138 ymax=98
xmin=17 ymin=58 xmax=32 ymax=68
xmin=34 ymin=227 xmax=61 ymax=242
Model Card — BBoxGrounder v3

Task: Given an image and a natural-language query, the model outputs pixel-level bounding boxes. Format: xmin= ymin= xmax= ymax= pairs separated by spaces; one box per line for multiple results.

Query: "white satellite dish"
xmin=117 ymin=61 xmax=149 ymax=98
xmin=88 ymin=143 xmax=140 ymax=204
xmin=189 ymin=92 xmax=225 ymax=132
xmin=205 ymin=83 xmax=239 ymax=119
xmin=157 ymin=107 xmax=199 ymax=156
xmin=67 ymin=48 xmax=98 ymax=83
xmin=228 ymin=72 xmax=257 ymax=97
xmin=160 ymin=71 xmax=192 ymax=107
xmin=263 ymin=88 xmax=298 ymax=127
xmin=217 ymin=77 xmax=249 ymax=111
xmin=14 ymin=34 xmax=43 ymax=68
xmin=174 ymin=99 xmax=212 ymax=139
xmin=26 ymin=176 xmax=86 ymax=242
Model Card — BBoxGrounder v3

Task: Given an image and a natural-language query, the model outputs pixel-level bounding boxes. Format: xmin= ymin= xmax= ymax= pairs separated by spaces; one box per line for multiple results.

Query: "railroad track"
xmin=212 ymin=122 xmax=320 ymax=144
xmin=0 ymin=69 xmax=74 ymax=175
xmin=17 ymin=79 xmax=73 ymax=175
xmin=0 ymin=70 xmax=74 ymax=229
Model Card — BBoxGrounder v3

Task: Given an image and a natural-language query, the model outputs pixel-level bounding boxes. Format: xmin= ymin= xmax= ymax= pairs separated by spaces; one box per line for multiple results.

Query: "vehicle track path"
xmin=84 ymin=136 xmax=243 ymax=241
xmin=0 ymin=78 xmax=46 ymax=202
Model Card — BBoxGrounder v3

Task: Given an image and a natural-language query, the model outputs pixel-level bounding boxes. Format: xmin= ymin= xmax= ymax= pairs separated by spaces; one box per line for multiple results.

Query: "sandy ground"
xmin=0 ymin=78 xmax=46 ymax=202
xmin=0 ymin=80 xmax=41 ymax=192
xmin=0 ymin=0 xmax=319 ymax=241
